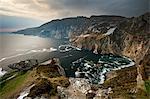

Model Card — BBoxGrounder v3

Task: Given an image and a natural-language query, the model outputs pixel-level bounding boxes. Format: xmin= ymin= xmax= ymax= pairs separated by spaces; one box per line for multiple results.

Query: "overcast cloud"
xmin=0 ymin=0 xmax=149 ymax=32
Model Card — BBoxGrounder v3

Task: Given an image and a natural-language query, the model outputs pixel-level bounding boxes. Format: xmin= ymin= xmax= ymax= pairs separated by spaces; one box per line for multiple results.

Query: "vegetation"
xmin=0 ymin=71 xmax=17 ymax=82
xmin=27 ymin=78 xmax=53 ymax=98
xmin=27 ymin=62 xmax=70 ymax=98
xmin=145 ymin=80 xmax=150 ymax=95
xmin=36 ymin=64 xmax=61 ymax=78
xmin=0 ymin=71 xmax=30 ymax=99
xmin=103 ymin=66 xmax=136 ymax=98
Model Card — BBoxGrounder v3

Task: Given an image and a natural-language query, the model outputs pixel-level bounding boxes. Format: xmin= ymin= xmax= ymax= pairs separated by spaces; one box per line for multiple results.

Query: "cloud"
xmin=0 ymin=0 xmax=52 ymax=21
xmin=46 ymin=0 xmax=149 ymax=17
xmin=0 ymin=0 xmax=149 ymax=32
xmin=0 ymin=0 xmax=149 ymax=21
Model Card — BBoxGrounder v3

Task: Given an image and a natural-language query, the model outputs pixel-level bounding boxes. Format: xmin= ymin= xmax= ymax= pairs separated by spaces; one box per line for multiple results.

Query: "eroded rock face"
xmin=72 ymin=13 xmax=150 ymax=82
xmin=57 ymin=78 xmax=91 ymax=99
xmin=14 ymin=15 xmax=126 ymax=39
xmin=57 ymin=78 xmax=115 ymax=99
xmin=8 ymin=59 xmax=38 ymax=71
xmin=72 ymin=13 xmax=149 ymax=57
xmin=27 ymin=78 xmax=53 ymax=98
xmin=25 ymin=58 xmax=70 ymax=99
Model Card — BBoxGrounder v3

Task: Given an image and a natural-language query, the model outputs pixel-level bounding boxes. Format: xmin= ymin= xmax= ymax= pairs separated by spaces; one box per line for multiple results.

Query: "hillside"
xmin=13 ymin=15 xmax=126 ymax=38
xmin=11 ymin=12 xmax=150 ymax=98
xmin=14 ymin=12 xmax=150 ymax=80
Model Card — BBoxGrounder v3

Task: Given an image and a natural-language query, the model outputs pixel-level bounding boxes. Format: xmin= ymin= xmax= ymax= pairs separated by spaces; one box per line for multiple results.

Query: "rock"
xmin=86 ymin=92 xmax=96 ymax=99
xmin=26 ymin=58 xmax=70 ymax=99
xmin=95 ymin=89 xmax=103 ymax=97
xmin=57 ymin=86 xmax=68 ymax=99
xmin=93 ymin=87 xmax=113 ymax=99
xmin=27 ymin=78 xmax=53 ymax=98
xmin=36 ymin=58 xmax=66 ymax=78
xmin=57 ymin=78 xmax=91 ymax=99
xmin=136 ymin=66 xmax=145 ymax=90
xmin=14 ymin=15 xmax=126 ymax=39
xmin=69 ymin=78 xmax=91 ymax=94
xmin=8 ymin=59 xmax=38 ymax=71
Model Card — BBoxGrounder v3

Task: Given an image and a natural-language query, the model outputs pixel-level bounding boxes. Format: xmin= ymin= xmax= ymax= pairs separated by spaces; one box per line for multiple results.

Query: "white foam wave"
xmin=99 ymin=57 xmax=135 ymax=84
xmin=0 ymin=68 xmax=7 ymax=77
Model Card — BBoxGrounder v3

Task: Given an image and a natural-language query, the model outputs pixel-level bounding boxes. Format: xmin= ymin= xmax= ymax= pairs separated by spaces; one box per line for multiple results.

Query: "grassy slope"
xmin=0 ymin=71 xmax=31 ymax=99
xmin=103 ymin=66 xmax=149 ymax=99
xmin=145 ymin=80 xmax=150 ymax=95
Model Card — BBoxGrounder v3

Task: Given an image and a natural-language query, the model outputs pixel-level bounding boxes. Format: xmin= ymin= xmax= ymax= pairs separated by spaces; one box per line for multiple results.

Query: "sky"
xmin=0 ymin=0 xmax=149 ymax=32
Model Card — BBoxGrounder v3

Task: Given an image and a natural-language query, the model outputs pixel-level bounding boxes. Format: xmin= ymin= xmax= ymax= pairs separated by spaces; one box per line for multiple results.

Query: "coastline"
xmin=0 ymin=48 xmax=57 ymax=72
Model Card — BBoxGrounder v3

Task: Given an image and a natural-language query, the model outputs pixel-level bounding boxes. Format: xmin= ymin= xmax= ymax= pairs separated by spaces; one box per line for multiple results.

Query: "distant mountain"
xmin=13 ymin=15 xmax=127 ymax=39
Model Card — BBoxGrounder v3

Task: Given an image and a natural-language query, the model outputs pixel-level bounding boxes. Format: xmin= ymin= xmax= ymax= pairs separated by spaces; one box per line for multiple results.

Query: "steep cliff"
xmin=72 ymin=13 xmax=149 ymax=56
xmin=72 ymin=13 xmax=149 ymax=73
xmin=14 ymin=13 xmax=149 ymax=63
xmin=72 ymin=13 xmax=150 ymax=98
xmin=13 ymin=13 xmax=150 ymax=98
xmin=13 ymin=15 xmax=126 ymax=38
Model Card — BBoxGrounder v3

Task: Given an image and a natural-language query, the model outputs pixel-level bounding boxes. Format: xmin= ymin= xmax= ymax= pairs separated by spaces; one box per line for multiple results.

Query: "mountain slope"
xmin=13 ymin=12 xmax=150 ymax=80
xmin=12 ymin=12 xmax=150 ymax=98
xmin=72 ymin=12 xmax=150 ymax=79
xmin=13 ymin=15 xmax=126 ymax=38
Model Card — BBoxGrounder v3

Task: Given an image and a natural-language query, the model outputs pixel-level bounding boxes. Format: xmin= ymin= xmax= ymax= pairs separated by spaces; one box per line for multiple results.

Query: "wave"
xmin=74 ymin=55 xmax=135 ymax=84
xmin=0 ymin=68 xmax=7 ymax=77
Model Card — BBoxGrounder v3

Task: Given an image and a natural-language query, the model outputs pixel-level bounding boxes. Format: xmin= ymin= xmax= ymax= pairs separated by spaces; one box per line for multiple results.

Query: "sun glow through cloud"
xmin=0 ymin=0 xmax=54 ymax=21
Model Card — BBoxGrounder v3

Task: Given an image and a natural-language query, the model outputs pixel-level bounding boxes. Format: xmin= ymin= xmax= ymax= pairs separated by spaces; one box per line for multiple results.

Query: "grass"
xmin=0 ymin=71 xmax=30 ymax=99
xmin=145 ymin=80 xmax=150 ymax=95
xmin=0 ymin=71 xmax=17 ymax=82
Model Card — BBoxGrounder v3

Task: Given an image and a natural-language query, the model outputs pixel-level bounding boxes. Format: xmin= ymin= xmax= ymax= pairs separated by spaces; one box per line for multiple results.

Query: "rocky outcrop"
xmin=57 ymin=78 xmax=91 ymax=98
xmin=103 ymin=66 xmax=149 ymax=99
xmin=27 ymin=78 xmax=53 ymax=98
xmin=22 ymin=58 xmax=70 ymax=99
xmin=8 ymin=59 xmax=38 ymax=71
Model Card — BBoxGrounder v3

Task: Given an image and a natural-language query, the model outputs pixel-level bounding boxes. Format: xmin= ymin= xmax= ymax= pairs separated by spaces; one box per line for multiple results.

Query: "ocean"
xmin=0 ymin=33 xmax=58 ymax=70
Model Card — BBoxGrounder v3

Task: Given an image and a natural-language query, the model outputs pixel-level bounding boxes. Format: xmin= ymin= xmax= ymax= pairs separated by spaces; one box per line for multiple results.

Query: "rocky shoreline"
xmin=0 ymin=53 xmax=141 ymax=99
xmin=1 ymin=13 xmax=149 ymax=99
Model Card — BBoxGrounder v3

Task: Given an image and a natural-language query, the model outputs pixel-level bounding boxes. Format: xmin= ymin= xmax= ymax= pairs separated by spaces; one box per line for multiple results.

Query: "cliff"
xmin=72 ymin=13 xmax=150 ymax=75
xmin=13 ymin=15 xmax=126 ymax=38
xmin=13 ymin=13 xmax=150 ymax=98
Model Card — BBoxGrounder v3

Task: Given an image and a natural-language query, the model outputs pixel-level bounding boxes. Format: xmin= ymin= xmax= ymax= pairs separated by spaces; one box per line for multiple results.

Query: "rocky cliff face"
xmin=14 ymin=15 xmax=126 ymax=38
xmin=14 ymin=13 xmax=149 ymax=64
xmin=14 ymin=13 xmax=150 ymax=98
xmin=72 ymin=13 xmax=150 ymax=79
xmin=72 ymin=13 xmax=149 ymax=56
xmin=72 ymin=13 xmax=150 ymax=96
xmin=26 ymin=58 xmax=70 ymax=98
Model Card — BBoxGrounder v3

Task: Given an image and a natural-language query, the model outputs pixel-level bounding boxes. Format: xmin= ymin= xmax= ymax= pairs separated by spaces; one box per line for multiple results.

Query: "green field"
xmin=145 ymin=80 xmax=150 ymax=95
xmin=0 ymin=71 xmax=29 ymax=99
